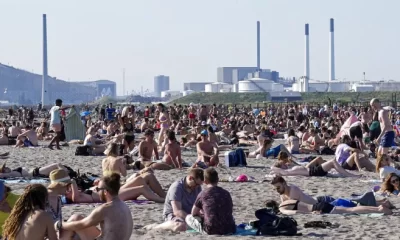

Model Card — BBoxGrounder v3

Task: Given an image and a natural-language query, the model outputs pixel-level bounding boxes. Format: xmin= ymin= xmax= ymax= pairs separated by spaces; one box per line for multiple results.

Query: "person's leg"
xmin=119 ymin=185 xmax=165 ymax=203
xmin=358 ymin=156 xmax=376 ymax=172
xmin=332 ymin=205 xmax=392 ymax=215
xmin=140 ymin=172 xmax=166 ymax=198
xmin=149 ymin=220 xmax=187 ymax=232
xmin=38 ymin=163 xmax=67 ymax=176
xmin=321 ymin=159 xmax=358 ymax=177
xmin=271 ymin=166 xmax=309 ymax=176
xmin=344 ymin=152 xmax=359 ymax=169
xmin=305 ymin=156 xmax=326 ymax=168
xmin=158 ymin=128 xmax=165 ymax=146
xmin=59 ymin=214 xmax=101 ymax=240
xmin=210 ymin=156 xmax=219 ymax=166
xmin=185 ymin=215 xmax=205 ymax=234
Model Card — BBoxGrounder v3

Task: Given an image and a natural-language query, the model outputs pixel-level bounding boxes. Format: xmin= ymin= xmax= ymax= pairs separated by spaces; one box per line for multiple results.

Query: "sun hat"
xmin=48 ymin=169 xmax=71 ymax=189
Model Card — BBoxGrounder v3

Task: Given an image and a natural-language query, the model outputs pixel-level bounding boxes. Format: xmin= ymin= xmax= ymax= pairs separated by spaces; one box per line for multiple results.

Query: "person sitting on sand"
xmin=0 ymin=131 xmax=9 ymax=146
xmin=146 ymin=168 xmax=204 ymax=232
xmin=0 ymin=162 xmax=68 ymax=179
xmin=300 ymin=128 xmax=324 ymax=153
xmin=140 ymin=117 xmax=151 ymax=132
xmin=36 ymin=122 xmax=53 ymax=141
xmin=134 ymin=129 xmax=171 ymax=170
xmin=162 ymin=131 xmax=183 ymax=169
xmin=335 ymin=135 xmax=375 ymax=172
xmin=266 ymin=199 xmax=392 ymax=215
xmin=286 ymin=128 xmax=300 ymax=154
xmin=15 ymin=125 xmax=38 ymax=147
xmin=2 ymin=184 xmax=57 ymax=240
xmin=378 ymin=173 xmax=400 ymax=196
xmin=185 ymin=168 xmax=236 ymax=235
xmin=8 ymin=121 xmax=21 ymax=138
xmin=195 ymin=130 xmax=219 ymax=167
xmin=272 ymin=152 xmax=299 ymax=170
xmin=102 ymin=143 xmax=134 ymax=177
xmin=84 ymin=126 xmax=108 ymax=155
xmin=56 ymin=173 xmax=133 ymax=240
xmin=376 ymin=154 xmax=400 ymax=181
xmin=271 ymin=155 xmax=360 ymax=178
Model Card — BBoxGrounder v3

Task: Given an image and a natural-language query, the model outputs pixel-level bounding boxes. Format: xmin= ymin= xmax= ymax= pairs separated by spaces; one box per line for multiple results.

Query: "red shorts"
xmin=189 ymin=113 xmax=196 ymax=119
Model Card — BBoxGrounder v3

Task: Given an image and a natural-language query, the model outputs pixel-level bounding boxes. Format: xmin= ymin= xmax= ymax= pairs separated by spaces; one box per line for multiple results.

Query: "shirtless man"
xmin=15 ymin=125 xmax=38 ymax=147
xmin=56 ymin=173 xmax=133 ymax=240
xmin=8 ymin=121 xmax=21 ymax=138
xmin=140 ymin=118 xmax=150 ymax=132
xmin=139 ymin=129 xmax=159 ymax=162
xmin=271 ymin=175 xmax=318 ymax=205
xmin=370 ymin=98 xmax=395 ymax=155
xmin=162 ymin=131 xmax=183 ymax=169
xmin=195 ymin=130 xmax=219 ymax=167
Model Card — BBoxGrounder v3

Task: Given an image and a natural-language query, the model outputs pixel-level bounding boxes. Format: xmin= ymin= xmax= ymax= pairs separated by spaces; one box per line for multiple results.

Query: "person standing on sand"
xmin=2 ymin=184 xmax=58 ymax=240
xmin=56 ymin=173 xmax=133 ymax=240
xmin=48 ymin=99 xmax=71 ymax=150
xmin=146 ymin=168 xmax=204 ymax=232
xmin=370 ymin=98 xmax=395 ymax=155
xmin=106 ymin=103 xmax=116 ymax=121
xmin=186 ymin=168 xmax=236 ymax=235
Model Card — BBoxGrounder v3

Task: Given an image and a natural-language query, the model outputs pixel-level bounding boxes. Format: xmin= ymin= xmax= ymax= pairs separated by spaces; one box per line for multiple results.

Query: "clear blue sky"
xmin=0 ymin=0 xmax=399 ymax=95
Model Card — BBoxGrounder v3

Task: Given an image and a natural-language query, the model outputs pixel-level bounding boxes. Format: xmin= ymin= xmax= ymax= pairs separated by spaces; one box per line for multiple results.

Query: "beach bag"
xmin=74 ymin=172 xmax=99 ymax=191
xmin=63 ymin=165 xmax=78 ymax=179
xmin=257 ymin=216 xmax=299 ymax=236
xmin=75 ymin=146 xmax=90 ymax=156
xmin=253 ymin=208 xmax=278 ymax=228
xmin=224 ymin=148 xmax=247 ymax=167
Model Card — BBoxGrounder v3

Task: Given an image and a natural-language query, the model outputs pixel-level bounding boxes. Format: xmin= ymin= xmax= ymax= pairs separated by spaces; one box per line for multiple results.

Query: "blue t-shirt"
xmin=106 ymin=108 xmax=115 ymax=120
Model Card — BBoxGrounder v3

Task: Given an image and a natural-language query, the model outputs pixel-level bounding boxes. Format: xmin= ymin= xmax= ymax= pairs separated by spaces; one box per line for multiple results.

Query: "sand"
xmin=2 ymin=139 xmax=400 ymax=240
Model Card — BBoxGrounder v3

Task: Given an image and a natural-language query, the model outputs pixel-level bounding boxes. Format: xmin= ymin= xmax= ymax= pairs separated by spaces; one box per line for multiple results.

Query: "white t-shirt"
xmin=350 ymin=121 xmax=362 ymax=128
xmin=49 ymin=106 xmax=61 ymax=125
xmin=379 ymin=166 xmax=400 ymax=180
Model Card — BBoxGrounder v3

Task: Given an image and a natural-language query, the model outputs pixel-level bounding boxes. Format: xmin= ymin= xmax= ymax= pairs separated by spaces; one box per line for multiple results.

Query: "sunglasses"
xmin=391 ymin=178 xmax=399 ymax=184
xmin=95 ymin=187 xmax=107 ymax=192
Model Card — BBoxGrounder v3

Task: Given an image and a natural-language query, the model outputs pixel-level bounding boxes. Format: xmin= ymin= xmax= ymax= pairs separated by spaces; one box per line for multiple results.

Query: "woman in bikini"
xmin=271 ymin=154 xmax=360 ymax=178
xmin=269 ymin=199 xmax=392 ymax=215
xmin=0 ymin=162 xmax=69 ymax=179
xmin=157 ymin=103 xmax=170 ymax=146
xmin=122 ymin=120 xmax=135 ymax=154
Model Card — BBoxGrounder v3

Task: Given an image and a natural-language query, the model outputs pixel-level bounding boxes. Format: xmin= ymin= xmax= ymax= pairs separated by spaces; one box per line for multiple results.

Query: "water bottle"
xmin=228 ymin=175 xmax=234 ymax=182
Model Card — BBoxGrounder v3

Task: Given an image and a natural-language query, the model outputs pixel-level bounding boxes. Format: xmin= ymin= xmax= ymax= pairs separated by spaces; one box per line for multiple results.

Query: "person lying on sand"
xmin=194 ymin=130 xmax=219 ymax=168
xmin=248 ymin=139 xmax=297 ymax=160
xmin=56 ymin=173 xmax=133 ymax=240
xmin=62 ymin=170 xmax=165 ymax=204
xmin=271 ymin=175 xmax=393 ymax=208
xmin=266 ymin=199 xmax=392 ymax=215
xmin=0 ymin=163 xmax=68 ymax=179
xmin=376 ymin=154 xmax=400 ymax=181
xmin=144 ymin=168 xmax=204 ymax=232
xmin=379 ymin=173 xmax=400 ymax=196
xmin=270 ymin=155 xmax=360 ymax=178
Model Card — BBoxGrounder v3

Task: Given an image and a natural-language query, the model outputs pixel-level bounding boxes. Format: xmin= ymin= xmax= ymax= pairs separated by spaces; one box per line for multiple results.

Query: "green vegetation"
xmin=170 ymin=92 xmax=400 ymax=105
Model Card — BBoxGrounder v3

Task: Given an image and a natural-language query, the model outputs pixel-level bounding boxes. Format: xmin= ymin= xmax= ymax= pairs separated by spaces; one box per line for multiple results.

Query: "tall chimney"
xmin=329 ymin=18 xmax=335 ymax=82
xmin=42 ymin=14 xmax=48 ymax=106
xmin=304 ymin=23 xmax=310 ymax=92
xmin=257 ymin=21 xmax=260 ymax=71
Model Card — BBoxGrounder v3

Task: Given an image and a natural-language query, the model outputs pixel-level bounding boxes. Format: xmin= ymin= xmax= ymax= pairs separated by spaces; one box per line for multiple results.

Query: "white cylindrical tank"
xmin=292 ymin=83 xmax=300 ymax=92
xmin=352 ymin=84 xmax=374 ymax=92
xmin=232 ymin=83 xmax=238 ymax=92
xmin=220 ymin=89 xmax=230 ymax=93
xmin=330 ymin=82 xmax=350 ymax=92
xmin=205 ymin=82 xmax=232 ymax=92
xmin=238 ymin=77 xmax=274 ymax=93
xmin=182 ymin=90 xmax=195 ymax=96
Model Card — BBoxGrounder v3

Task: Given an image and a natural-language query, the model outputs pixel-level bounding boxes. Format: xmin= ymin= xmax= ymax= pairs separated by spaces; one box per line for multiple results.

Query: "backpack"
xmin=74 ymin=171 xmax=99 ymax=191
xmin=63 ymin=165 xmax=78 ymax=179
xmin=257 ymin=216 xmax=299 ymax=236
xmin=224 ymin=148 xmax=247 ymax=167
xmin=75 ymin=146 xmax=90 ymax=156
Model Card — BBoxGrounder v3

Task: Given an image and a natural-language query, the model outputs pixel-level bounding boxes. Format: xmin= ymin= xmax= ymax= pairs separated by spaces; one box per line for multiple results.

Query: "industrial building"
xmin=77 ymin=80 xmax=117 ymax=98
xmin=183 ymin=82 xmax=211 ymax=91
xmin=154 ymin=75 xmax=170 ymax=97
xmin=268 ymin=92 xmax=302 ymax=102
xmin=0 ymin=63 xmax=107 ymax=105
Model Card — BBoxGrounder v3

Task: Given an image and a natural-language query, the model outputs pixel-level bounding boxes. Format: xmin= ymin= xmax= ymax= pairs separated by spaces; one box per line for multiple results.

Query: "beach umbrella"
xmin=80 ymin=111 xmax=91 ymax=117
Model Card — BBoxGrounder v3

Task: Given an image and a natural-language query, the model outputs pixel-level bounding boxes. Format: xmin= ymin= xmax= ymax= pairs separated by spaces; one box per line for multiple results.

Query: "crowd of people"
xmin=0 ymin=97 xmax=398 ymax=239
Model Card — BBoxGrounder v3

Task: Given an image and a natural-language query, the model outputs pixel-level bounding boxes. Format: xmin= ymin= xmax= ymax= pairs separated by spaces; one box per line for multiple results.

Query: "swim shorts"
xmin=308 ymin=165 xmax=328 ymax=177
xmin=312 ymin=202 xmax=334 ymax=214
xmin=380 ymin=131 xmax=395 ymax=148
xmin=266 ymin=146 xmax=281 ymax=158
xmin=23 ymin=139 xmax=34 ymax=147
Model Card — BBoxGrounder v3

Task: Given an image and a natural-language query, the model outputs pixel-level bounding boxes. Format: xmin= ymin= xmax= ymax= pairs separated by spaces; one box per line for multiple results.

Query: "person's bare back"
xmin=379 ymin=109 xmax=392 ymax=132
xmin=97 ymin=199 xmax=133 ymax=240
xmin=163 ymin=141 xmax=182 ymax=168
xmin=17 ymin=210 xmax=57 ymax=240
xmin=102 ymin=156 xmax=126 ymax=176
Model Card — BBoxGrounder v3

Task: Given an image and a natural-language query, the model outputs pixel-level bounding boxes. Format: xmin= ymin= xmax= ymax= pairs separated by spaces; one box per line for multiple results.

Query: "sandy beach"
xmin=2 ymin=138 xmax=399 ymax=240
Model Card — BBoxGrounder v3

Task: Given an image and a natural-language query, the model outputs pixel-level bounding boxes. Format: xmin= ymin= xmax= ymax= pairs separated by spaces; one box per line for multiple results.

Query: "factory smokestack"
xmin=329 ymin=18 xmax=335 ymax=82
xmin=304 ymin=23 xmax=310 ymax=92
xmin=257 ymin=21 xmax=260 ymax=71
xmin=42 ymin=14 xmax=48 ymax=106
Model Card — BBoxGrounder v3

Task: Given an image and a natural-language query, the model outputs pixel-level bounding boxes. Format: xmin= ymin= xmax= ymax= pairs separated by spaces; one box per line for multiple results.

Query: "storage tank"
xmin=205 ymin=82 xmax=232 ymax=92
xmin=232 ymin=83 xmax=238 ymax=92
xmin=238 ymin=77 xmax=274 ymax=93
xmin=292 ymin=83 xmax=300 ymax=92
xmin=220 ymin=88 xmax=230 ymax=93
xmin=182 ymin=90 xmax=195 ymax=96
xmin=352 ymin=84 xmax=374 ymax=92
xmin=330 ymin=81 xmax=350 ymax=92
